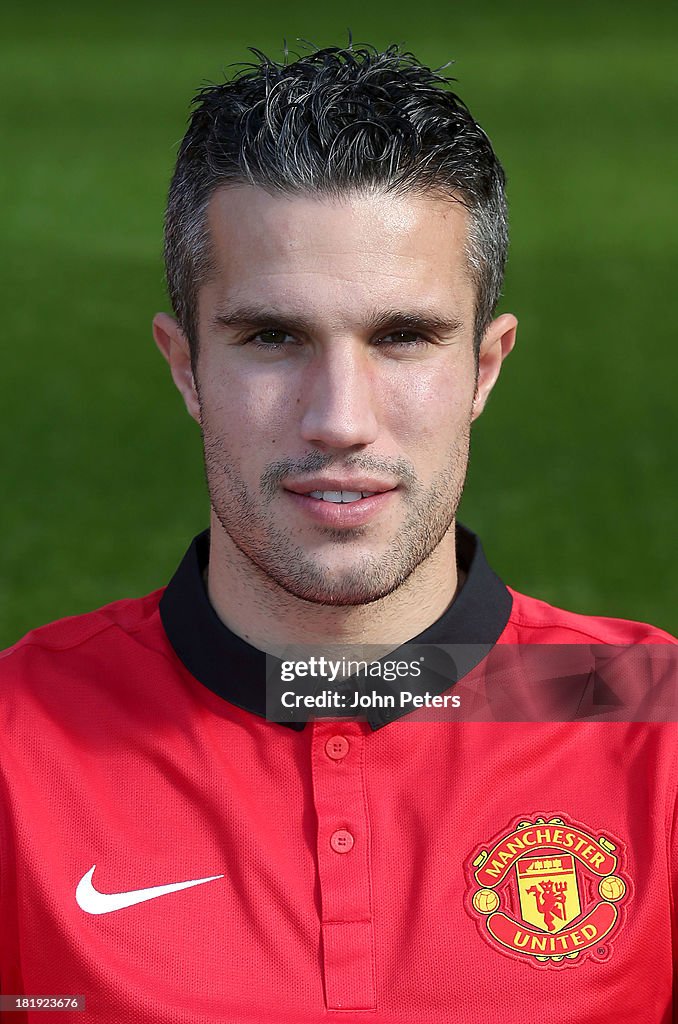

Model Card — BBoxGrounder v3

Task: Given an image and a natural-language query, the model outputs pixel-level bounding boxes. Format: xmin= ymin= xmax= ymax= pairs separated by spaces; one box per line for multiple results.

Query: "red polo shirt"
xmin=0 ymin=526 xmax=676 ymax=1022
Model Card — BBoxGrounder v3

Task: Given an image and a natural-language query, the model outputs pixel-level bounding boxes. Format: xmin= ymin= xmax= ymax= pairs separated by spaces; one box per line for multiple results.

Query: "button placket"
xmin=311 ymin=721 xmax=375 ymax=1011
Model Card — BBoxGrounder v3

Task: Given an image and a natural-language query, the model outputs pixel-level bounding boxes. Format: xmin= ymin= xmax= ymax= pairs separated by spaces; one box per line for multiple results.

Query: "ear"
xmin=471 ymin=313 xmax=518 ymax=422
xmin=152 ymin=312 xmax=201 ymax=424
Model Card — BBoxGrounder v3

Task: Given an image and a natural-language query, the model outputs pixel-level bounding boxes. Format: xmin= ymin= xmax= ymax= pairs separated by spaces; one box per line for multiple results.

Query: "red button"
xmin=330 ymin=829 xmax=354 ymax=854
xmin=325 ymin=736 xmax=350 ymax=760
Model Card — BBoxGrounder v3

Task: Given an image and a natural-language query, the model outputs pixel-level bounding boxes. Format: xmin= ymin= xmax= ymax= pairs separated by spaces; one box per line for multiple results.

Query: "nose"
xmin=299 ymin=342 xmax=379 ymax=450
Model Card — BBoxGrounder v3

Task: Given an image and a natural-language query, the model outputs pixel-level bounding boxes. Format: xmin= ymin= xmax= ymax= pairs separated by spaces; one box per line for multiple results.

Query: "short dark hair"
xmin=164 ymin=42 xmax=508 ymax=363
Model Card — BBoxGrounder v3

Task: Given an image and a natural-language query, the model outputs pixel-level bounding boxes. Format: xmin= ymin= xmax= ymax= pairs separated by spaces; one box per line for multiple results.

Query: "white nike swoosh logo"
xmin=75 ymin=865 xmax=224 ymax=915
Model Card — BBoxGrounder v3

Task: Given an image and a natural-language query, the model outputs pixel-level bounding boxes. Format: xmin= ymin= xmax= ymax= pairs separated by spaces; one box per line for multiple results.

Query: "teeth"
xmin=307 ymin=490 xmax=374 ymax=503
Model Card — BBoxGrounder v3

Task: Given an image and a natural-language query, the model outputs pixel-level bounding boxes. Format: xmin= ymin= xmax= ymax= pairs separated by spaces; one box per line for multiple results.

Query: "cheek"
xmin=198 ymin=367 xmax=295 ymax=454
xmin=381 ymin=364 xmax=475 ymax=451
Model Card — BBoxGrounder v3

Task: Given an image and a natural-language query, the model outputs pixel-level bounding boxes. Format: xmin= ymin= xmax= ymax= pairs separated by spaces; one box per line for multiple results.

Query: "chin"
xmin=272 ymin=567 xmax=411 ymax=608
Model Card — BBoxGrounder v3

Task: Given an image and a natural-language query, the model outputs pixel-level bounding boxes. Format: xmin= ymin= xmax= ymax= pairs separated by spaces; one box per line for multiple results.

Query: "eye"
xmin=374 ymin=330 xmax=429 ymax=348
xmin=246 ymin=329 xmax=295 ymax=351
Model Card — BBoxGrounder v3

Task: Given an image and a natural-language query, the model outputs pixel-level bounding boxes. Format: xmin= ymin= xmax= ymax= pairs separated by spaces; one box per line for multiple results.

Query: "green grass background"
xmin=1 ymin=0 xmax=676 ymax=646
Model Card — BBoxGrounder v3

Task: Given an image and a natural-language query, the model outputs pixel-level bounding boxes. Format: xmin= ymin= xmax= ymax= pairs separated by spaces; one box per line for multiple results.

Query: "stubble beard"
xmin=202 ymin=428 xmax=471 ymax=608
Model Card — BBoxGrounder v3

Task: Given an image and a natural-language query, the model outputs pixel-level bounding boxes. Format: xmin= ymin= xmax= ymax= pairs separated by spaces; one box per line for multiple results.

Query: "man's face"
xmin=157 ymin=185 xmax=515 ymax=606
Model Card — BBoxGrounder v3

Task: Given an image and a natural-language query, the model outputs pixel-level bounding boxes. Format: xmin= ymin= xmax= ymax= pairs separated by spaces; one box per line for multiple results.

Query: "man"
xmin=0 ymin=42 xmax=676 ymax=1024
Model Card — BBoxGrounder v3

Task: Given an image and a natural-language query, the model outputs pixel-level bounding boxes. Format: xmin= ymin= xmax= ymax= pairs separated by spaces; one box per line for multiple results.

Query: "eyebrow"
xmin=210 ymin=304 xmax=464 ymax=337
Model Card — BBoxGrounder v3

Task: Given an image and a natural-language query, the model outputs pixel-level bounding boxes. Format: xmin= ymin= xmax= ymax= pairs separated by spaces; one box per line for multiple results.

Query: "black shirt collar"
xmin=159 ymin=525 xmax=512 ymax=730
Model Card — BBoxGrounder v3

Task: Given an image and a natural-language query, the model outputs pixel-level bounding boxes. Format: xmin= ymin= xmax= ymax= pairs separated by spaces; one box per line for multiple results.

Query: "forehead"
xmin=202 ymin=185 xmax=474 ymax=322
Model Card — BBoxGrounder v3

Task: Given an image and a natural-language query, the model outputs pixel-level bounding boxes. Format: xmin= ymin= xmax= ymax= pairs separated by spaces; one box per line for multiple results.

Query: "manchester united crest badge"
xmin=466 ymin=814 xmax=630 ymax=967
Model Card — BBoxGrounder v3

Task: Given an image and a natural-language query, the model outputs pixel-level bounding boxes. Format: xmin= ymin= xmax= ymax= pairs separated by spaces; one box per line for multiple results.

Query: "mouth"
xmin=305 ymin=489 xmax=378 ymax=504
xmin=283 ymin=482 xmax=398 ymax=526
xmin=285 ymin=478 xmax=397 ymax=500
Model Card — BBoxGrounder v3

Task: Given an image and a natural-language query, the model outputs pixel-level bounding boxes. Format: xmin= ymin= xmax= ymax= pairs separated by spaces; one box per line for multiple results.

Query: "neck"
xmin=205 ymin=511 xmax=463 ymax=657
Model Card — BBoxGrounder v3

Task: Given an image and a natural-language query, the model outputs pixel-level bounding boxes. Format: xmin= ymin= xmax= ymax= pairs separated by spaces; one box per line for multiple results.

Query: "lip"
xmin=284 ymin=488 xmax=397 ymax=527
xmin=285 ymin=478 xmax=397 ymax=495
